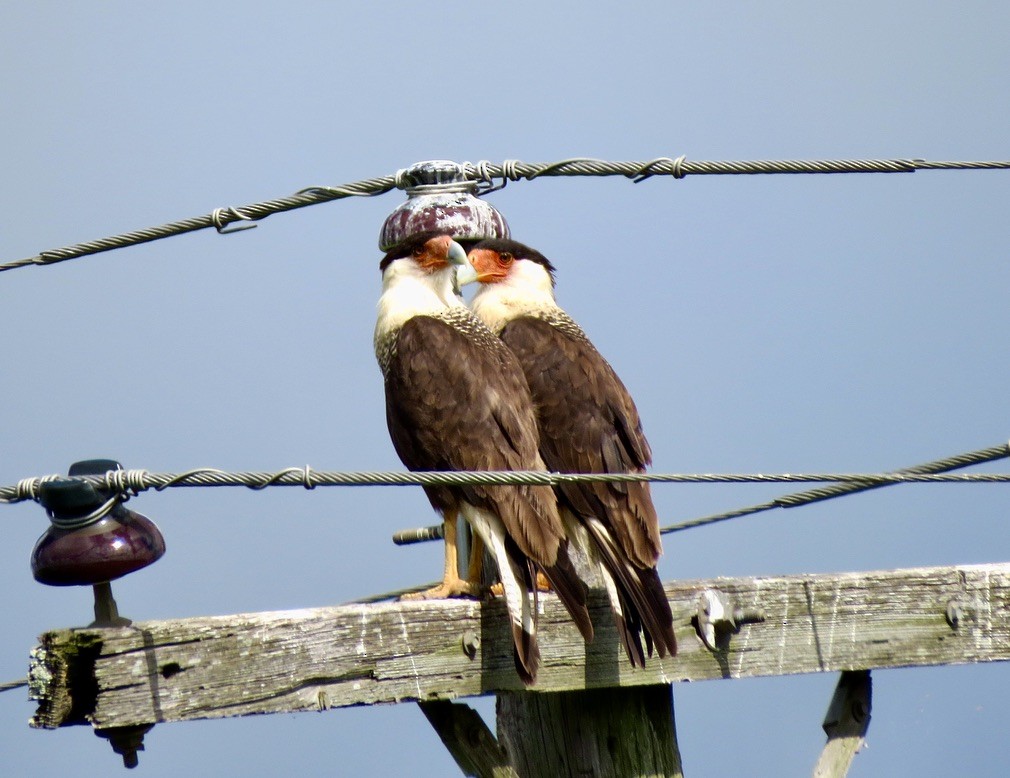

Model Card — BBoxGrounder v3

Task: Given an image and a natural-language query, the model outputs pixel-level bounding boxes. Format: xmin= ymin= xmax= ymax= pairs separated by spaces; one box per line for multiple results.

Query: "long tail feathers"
xmin=584 ymin=516 xmax=676 ymax=663
xmin=599 ymin=564 xmax=647 ymax=667
xmin=461 ymin=504 xmax=542 ymax=683
xmin=538 ymin=541 xmax=594 ymax=643
xmin=509 ymin=559 xmax=541 ymax=684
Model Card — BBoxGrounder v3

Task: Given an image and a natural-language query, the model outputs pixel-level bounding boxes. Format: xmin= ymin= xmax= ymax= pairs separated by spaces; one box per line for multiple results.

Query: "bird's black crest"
xmin=379 ymin=230 xmax=450 ymax=272
xmin=472 ymin=238 xmax=557 ymax=285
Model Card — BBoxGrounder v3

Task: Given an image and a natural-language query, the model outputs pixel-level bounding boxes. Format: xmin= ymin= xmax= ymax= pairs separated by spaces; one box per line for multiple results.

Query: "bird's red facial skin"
xmin=413 ymin=234 xmax=453 ymax=272
xmin=469 ymin=248 xmax=513 ymax=283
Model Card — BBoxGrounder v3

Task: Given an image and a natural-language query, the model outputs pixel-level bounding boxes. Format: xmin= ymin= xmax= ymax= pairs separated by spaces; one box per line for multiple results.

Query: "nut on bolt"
xmin=461 ymin=630 xmax=480 ymax=659
xmin=946 ymin=598 xmax=978 ymax=630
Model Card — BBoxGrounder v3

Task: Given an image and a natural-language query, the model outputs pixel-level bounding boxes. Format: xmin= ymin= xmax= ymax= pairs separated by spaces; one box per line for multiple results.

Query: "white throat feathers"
xmin=470 ymin=258 xmax=559 ymax=335
xmin=374 ymin=257 xmax=465 ymax=352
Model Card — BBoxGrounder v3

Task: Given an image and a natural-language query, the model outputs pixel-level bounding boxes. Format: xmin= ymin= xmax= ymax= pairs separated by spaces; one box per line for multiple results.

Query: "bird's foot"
xmin=401 ymin=578 xmax=484 ymax=601
xmin=489 ymin=572 xmax=552 ymax=597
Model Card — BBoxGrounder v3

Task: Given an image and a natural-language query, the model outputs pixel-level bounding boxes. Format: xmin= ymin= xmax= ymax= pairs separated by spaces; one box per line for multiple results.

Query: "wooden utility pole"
xmin=28 ymin=562 xmax=1010 ymax=775
xmin=497 ymin=685 xmax=682 ymax=777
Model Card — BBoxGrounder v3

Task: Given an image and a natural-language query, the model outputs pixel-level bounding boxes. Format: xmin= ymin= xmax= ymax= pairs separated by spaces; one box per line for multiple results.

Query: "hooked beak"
xmin=446 ymin=239 xmax=468 ymax=267
xmin=462 ymin=247 xmax=500 ymax=285
xmin=449 ymin=240 xmax=479 ymax=286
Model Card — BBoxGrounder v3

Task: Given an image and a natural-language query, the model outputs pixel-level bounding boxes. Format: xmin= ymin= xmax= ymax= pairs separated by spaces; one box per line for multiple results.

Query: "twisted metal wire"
xmin=660 ymin=441 xmax=1010 ymax=534
xmin=387 ymin=440 xmax=1010 ymax=544
xmin=6 ymin=442 xmax=1008 ymax=554
xmin=4 ymin=157 xmax=1010 ymax=274
xmin=0 ymin=174 xmax=398 ymax=273
xmin=3 ymin=446 xmax=1009 ymax=507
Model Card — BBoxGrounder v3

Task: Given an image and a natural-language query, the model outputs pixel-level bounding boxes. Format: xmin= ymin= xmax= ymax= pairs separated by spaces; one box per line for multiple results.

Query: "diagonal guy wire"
xmin=659 ymin=441 xmax=1010 ymax=534
xmin=391 ymin=440 xmax=1010 ymax=544
xmin=0 ymin=679 xmax=28 ymax=694
xmin=4 ymin=157 xmax=1010 ymax=274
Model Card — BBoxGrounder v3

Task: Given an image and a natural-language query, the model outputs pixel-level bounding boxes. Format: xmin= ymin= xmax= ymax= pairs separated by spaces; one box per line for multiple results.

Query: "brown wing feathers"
xmin=500 ymin=315 xmax=677 ymax=662
xmin=385 ymin=315 xmax=592 ymax=681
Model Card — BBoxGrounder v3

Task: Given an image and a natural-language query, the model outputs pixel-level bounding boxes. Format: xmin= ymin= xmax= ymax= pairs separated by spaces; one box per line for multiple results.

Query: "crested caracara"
xmin=374 ymin=231 xmax=593 ymax=683
xmin=467 ymin=238 xmax=676 ymax=666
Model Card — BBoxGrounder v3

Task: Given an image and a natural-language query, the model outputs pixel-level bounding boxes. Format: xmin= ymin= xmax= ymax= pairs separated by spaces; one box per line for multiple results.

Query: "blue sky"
xmin=2 ymin=3 xmax=1009 ymax=775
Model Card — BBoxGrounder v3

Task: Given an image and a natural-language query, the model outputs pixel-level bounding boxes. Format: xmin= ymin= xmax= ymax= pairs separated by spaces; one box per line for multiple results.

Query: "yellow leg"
xmin=401 ymin=511 xmax=483 ymax=600
xmin=466 ymin=532 xmax=485 ymax=585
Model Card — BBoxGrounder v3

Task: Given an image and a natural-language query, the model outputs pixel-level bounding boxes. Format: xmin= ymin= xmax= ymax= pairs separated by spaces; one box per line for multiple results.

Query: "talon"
xmin=401 ymin=578 xmax=484 ymax=600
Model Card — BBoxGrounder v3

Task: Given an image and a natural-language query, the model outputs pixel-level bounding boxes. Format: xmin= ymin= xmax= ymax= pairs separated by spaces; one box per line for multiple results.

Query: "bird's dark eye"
xmin=412 ymin=247 xmax=425 ymax=258
xmin=498 ymin=252 xmax=514 ymax=266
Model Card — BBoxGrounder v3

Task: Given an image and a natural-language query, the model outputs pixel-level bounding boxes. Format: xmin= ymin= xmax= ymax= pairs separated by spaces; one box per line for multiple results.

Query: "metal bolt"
xmin=946 ymin=599 xmax=976 ymax=630
xmin=696 ymin=589 xmax=734 ymax=650
xmin=695 ymin=590 xmax=766 ymax=650
xmin=461 ymin=630 xmax=480 ymax=659
xmin=95 ymin=724 xmax=154 ymax=769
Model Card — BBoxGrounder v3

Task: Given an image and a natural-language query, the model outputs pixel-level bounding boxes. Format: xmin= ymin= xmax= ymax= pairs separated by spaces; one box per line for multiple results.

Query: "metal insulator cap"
xmin=38 ymin=479 xmax=104 ymax=520
xmin=378 ymin=160 xmax=510 ymax=251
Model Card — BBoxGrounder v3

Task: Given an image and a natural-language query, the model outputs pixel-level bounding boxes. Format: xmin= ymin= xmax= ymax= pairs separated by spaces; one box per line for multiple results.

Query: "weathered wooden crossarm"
xmin=29 ymin=562 xmax=1010 ymax=731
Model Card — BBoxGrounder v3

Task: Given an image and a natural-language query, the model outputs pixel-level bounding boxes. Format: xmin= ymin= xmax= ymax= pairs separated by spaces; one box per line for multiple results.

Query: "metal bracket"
xmin=695 ymin=589 xmax=765 ymax=650
xmin=461 ymin=630 xmax=480 ymax=660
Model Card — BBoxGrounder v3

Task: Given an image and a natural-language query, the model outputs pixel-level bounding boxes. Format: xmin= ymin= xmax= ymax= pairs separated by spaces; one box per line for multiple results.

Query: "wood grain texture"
xmin=29 ymin=562 xmax=1010 ymax=730
xmin=497 ymin=685 xmax=682 ymax=778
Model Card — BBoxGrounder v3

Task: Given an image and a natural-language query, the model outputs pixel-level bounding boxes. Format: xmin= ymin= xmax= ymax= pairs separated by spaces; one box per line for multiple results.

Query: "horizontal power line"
xmin=3 ymin=469 xmax=1010 ymax=505
xmin=387 ymin=441 xmax=1010 ymax=544
xmin=3 ymin=444 xmax=1007 ymax=507
xmin=3 ymin=156 xmax=1009 ymax=274
xmin=5 ymin=442 xmax=1005 ymax=555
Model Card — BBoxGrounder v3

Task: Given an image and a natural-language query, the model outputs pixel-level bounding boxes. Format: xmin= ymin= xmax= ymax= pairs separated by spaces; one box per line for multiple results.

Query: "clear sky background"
xmin=2 ymin=3 xmax=1009 ymax=776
